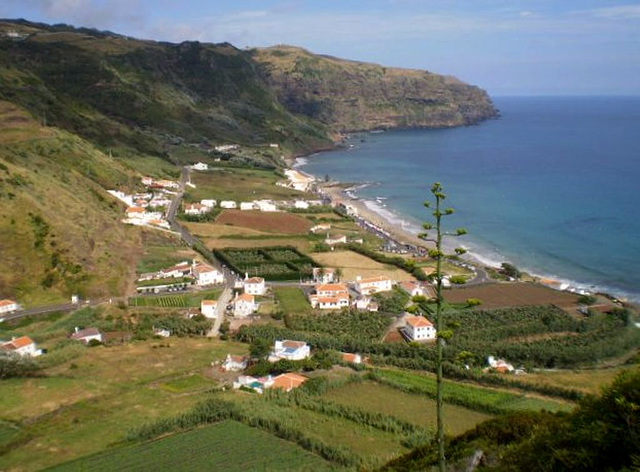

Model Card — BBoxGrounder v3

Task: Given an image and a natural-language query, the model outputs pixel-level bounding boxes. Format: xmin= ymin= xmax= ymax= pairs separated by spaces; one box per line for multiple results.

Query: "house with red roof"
xmin=193 ymin=262 xmax=224 ymax=286
xmin=69 ymin=327 xmax=103 ymax=344
xmin=355 ymin=275 xmax=394 ymax=295
xmin=1 ymin=336 xmax=42 ymax=357
xmin=243 ymin=275 xmax=266 ymax=295
xmin=403 ymin=315 xmax=436 ymax=342
xmin=233 ymin=293 xmax=258 ymax=317
xmin=200 ymin=300 xmax=217 ymax=318
xmin=269 ymin=340 xmax=310 ymax=361
xmin=270 ymin=373 xmax=307 ymax=392
xmin=0 ymin=299 xmax=18 ymax=314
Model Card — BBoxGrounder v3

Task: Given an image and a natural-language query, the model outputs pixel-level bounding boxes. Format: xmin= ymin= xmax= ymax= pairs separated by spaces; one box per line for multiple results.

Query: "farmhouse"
xmin=222 ymin=354 xmax=248 ymax=372
xmin=270 ymin=373 xmax=307 ymax=392
xmin=309 ymin=283 xmax=349 ymax=309
xmin=220 ymin=201 xmax=237 ymax=209
xmin=200 ymin=300 xmax=217 ymax=318
xmin=310 ymin=223 xmax=331 ymax=233
xmin=184 ymin=203 xmax=210 ymax=215
xmin=325 ymin=234 xmax=347 ymax=246
xmin=191 ymin=162 xmax=208 ymax=171
xmin=403 ymin=315 xmax=436 ymax=342
xmin=0 ymin=299 xmax=18 ymax=314
xmin=355 ymin=275 xmax=394 ymax=295
xmin=193 ymin=263 xmax=224 ymax=286
xmin=316 ymin=283 xmax=349 ymax=297
xmin=312 ymin=267 xmax=336 ymax=284
xmin=201 ymin=199 xmax=217 ymax=208
xmin=254 ymin=200 xmax=278 ymax=212
xmin=160 ymin=261 xmax=192 ymax=279
xmin=240 ymin=202 xmax=257 ymax=211
xmin=487 ymin=356 xmax=515 ymax=373
xmin=1 ymin=336 xmax=42 ymax=357
xmin=399 ymin=281 xmax=436 ymax=299
xmin=126 ymin=206 xmax=146 ymax=219
xmin=353 ymin=296 xmax=379 ymax=312
xmin=243 ymin=276 xmax=266 ymax=296
xmin=233 ymin=293 xmax=258 ymax=317
xmin=70 ymin=327 xmax=103 ymax=344
xmin=269 ymin=340 xmax=311 ymax=362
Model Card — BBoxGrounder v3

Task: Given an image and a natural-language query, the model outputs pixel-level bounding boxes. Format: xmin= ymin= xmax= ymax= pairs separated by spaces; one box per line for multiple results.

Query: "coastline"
xmin=299 ymin=156 xmax=637 ymax=304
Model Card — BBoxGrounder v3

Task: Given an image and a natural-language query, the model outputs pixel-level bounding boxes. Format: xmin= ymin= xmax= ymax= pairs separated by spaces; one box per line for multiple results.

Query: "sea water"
xmin=301 ymin=96 xmax=640 ymax=302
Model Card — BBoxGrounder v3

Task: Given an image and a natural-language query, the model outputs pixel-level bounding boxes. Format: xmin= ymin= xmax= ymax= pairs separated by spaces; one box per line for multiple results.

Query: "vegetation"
xmin=128 ymin=289 xmax=222 ymax=308
xmin=215 ymin=246 xmax=319 ymax=281
xmin=285 ymin=310 xmax=393 ymax=342
xmin=51 ymin=420 xmax=335 ymax=471
xmin=344 ymin=243 xmax=429 ymax=281
xmin=273 ymin=286 xmax=312 ymax=314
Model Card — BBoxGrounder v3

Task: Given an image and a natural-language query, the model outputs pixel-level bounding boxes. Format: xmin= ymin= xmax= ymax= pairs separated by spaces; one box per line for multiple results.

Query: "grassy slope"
xmin=48 ymin=420 xmax=336 ymax=472
xmin=252 ymin=45 xmax=498 ymax=132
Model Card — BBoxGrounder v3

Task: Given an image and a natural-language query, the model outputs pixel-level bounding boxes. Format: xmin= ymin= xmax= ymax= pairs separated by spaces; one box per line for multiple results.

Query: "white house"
xmin=153 ymin=328 xmax=171 ymax=338
xmin=215 ymin=144 xmax=239 ymax=152
xmin=126 ymin=207 xmax=147 ymax=219
xmin=201 ymin=199 xmax=217 ymax=208
xmin=70 ymin=327 xmax=103 ymax=344
xmin=255 ymin=200 xmax=278 ymax=212
xmin=312 ymin=267 xmax=336 ymax=284
xmin=294 ymin=200 xmax=309 ymax=209
xmin=355 ymin=275 xmax=394 ymax=295
xmin=244 ymin=276 xmax=266 ymax=296
xmin=191 ymin=162 xmax=208 ymax=171
xmin=193 ymin=263 xmax=224 ymax=286
xmin=398 ymin=281 xmax=436 ymax=298
xmin=220 ymin=201 xmax=237 ymax=209
xmin=240 ymin=202 xmax=256 ymax=211
xmin=269 ymin=340 xmax=311 ymax=362
xmin=222 ymin=354 xmax=248 ymax=372
xmin=309 ymin=293 xmax=350 ymax=310
xmin=270 ymin=372 xmax=307 ymax=392
xmin=487 ymin=356 xmax=515 ymax=373
xmin=316 ymin=283 xmax=349 ymax=298
xmin=184 ymin=203 xmax=210 ymax=215
xmin=353 ymin=296 xmax=379 ymax=312
xmin=310 ymin=223 xmax=331 ymax=234
xmin=1 ymin=336 xmax=42 ymax=357
xmin=233 ymin=293 xmax=258 ymax=317
xmin=141 ymin=176 xmax=154 ymax=186
xmin=0 ymin=299 xmax=18 ymax=314
xmin=200 ymin=300 xmax=217 ymax=318
xmin=233 ymin=375 xmax=273 ymax=394
xmin=404 ymin=316 xmax=436 ymax=342
xmin=325 ymin=234 xmax=347 ymax=246
xmin=160 ymin=261 xmax=192 ymax=279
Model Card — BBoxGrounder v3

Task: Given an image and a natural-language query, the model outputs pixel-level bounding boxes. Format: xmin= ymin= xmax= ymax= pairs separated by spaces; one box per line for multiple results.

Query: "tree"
xmin=249 ymin=338 xmax=272 ymax=360
xmin=501 ymin=262 xmax=521 ymax=279
xmin=418 ymin=182 xmax=467 ymax=472
xmin=334 ymin=268 xmax=343 ymax=282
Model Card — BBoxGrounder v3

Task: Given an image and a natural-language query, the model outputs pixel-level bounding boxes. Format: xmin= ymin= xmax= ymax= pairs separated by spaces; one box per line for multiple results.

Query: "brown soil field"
xmin=204 ymin=237 xmax=312 ymax=252
xmin=215 ymin=210 xmax=312 ymax=234
xmin=445 ymin=283 xmax=580 ymax=311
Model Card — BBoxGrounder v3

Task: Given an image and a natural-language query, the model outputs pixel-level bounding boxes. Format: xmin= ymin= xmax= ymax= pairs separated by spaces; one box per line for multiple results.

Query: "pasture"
xmin=273 ymin=286 xmax=312 ymax=314
xmin=49 ymin=420 xmax=335 ymax=472
xmin=313 ymin=250 xmax=417 ymax=282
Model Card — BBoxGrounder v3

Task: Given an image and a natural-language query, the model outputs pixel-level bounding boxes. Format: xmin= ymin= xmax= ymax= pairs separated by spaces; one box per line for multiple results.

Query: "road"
xmin=208 ymin=286 xmax=233 ymax=337
xmin=1 ymin=298 xmax=115 ymax=322
xmin=167 ymin=166 xmax=197 ymax=246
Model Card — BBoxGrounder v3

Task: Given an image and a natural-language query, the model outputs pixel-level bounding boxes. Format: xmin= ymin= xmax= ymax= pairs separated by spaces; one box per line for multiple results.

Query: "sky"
xmin=1 ymin=0 xmax=639 ymax=96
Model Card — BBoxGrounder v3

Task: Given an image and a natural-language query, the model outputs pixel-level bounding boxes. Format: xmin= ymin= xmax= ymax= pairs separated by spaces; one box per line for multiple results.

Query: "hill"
xmin=251 ymin=45 xmax=498 ymax=132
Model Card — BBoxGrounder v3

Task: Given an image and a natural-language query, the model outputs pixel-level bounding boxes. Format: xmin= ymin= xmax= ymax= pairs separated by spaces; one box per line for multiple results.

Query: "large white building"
xmin=1 ymin=336 xmax=42 ymax=357
xmin=233 ymin=293 xmax=258 ymax=317
xmin=269 ymin=340 xmax=311 ymax=362
xmin=355 ymin=275 xmax=393 ymax=295
xmin=404 ymin=316 xmax=436 ymax=342
xmin=243 ymin=276 xmax=266 ymax=296
xmin=193 ymin=263 xmax=224 ymax=286
xmin=200 ymin=300 xmax=217 ymax=318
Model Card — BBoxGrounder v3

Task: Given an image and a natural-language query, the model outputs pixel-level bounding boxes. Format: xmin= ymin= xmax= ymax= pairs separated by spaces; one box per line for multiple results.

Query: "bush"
xmin=449 ymin=275 xmax=467 ymax=285
xmin=0 ymin=353 xmax=42 ymax=379
xmin=578 ymin=294 xmax=597 ymax=305
xmin=466 ymin=298 xmax=482 ymax=307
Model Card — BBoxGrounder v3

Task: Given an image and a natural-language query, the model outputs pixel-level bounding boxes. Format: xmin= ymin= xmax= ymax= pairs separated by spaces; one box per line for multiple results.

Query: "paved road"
xmin=1 ymin=298 xmax=116 ymax=322
xmin=208 ymin=287 xmax=233 ymax=337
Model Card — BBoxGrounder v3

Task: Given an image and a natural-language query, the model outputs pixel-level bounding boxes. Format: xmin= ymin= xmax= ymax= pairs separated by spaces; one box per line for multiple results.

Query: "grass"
xmin=371 ymin=369 xmax=573 ymax=414
xmin=186 ymin=167 xmax=313 ymax=203
xmin=136 ymin=236 xmax=197 ymax=274
xmin=48 ymin=420 xmax=337 ymax=472
xmin=324 ymin=381 xmax=493 ymax=436
xmin=313 ymin=250 xmax=417 ymax=282
xmin=510 ymin=366 xmax=636 ymax=395
xmin=128 ymin=288 xmax=222 ymax=308
xmin=273 ymin=286 xmax=311 ymax=314
xmin=0 ymin=420 xmax=20 ymax=450
xmin=159 ymin=374 xmax=216 ymax=394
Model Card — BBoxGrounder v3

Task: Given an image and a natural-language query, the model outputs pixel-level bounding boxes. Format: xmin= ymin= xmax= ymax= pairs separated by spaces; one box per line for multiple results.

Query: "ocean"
xmin=301 ymin=96 xmax=640 ymax=302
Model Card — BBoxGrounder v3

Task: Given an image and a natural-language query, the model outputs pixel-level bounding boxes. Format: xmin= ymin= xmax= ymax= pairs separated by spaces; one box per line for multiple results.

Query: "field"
xmin=273 ymin=286 xmax=312 ymax=314
xmin=215 ymin=246 xmax=318 ymax=281
xmin=128 ymin=288 xmax=222 ymax=308
xmin=186 ymin=167 xmax=313 ymax=202
xmin=509 ymin=366 xmax=636 ymax=395
xmin=444 ymin=283 xmax=580 ymax=311
xmin=313 ymin=250 xmax=417 ymax=282
xmin=215 ymin=210 xmax=312 ymax=234
xmin=49 ymin=421 xmax=335 ymax=472
xmin=324 ymin=381 xmax=493 ymax=436
xmin=136 ymin=231 xmax=197 ymax=274
xmin=158 ymin=374 xmax=217 ymax=394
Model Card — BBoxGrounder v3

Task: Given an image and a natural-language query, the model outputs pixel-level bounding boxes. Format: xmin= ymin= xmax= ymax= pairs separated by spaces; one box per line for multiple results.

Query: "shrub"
xmin=466 ymin=298 xmax=482 ymax=307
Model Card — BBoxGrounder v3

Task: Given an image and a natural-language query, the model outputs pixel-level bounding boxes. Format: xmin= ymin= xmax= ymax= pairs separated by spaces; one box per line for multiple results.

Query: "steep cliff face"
xmin=251 ymin=45 xmax=498 ymax=132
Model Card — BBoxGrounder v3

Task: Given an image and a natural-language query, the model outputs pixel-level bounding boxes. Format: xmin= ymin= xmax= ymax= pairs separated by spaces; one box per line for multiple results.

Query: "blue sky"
xmin=2 ymin=0 xmax=639 ymax=95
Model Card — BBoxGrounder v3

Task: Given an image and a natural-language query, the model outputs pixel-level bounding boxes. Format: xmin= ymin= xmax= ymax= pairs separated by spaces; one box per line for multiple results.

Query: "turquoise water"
xmin=302 ymin=97 xmax=640 ymax=301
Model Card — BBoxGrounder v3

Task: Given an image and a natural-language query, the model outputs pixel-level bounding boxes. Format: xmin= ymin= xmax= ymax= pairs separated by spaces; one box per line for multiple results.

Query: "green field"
xmin=324 ymin=381 xmax=493 ymax=436
xmin=159 ymin=374 xmax=216 ymax=394
xmin=273 ymin=286 xmax=311 ymax=314
xmin=371 ymin=369 xmax=573 ymax=414
xmin=49 ymin=420 xmax=336 ymax=471
xmin=129 ymin=288 xmax=222 ymax=308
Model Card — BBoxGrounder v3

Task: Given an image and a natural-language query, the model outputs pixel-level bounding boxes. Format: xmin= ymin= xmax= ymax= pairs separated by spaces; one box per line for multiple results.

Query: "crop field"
xmin=324 ymin=381 xmax=493 ymax=436
xmin=216 ymin=210 xmax=312 ymax=234
xmin=313 ymin=250 xmax=417 ymax=282
xmin=273 ymin=286 xmax=312 ymax=314
xmin=444 ymin=283 xmax=580 ymax=311
xmin=49 ymin=421 xmax=335 ymax=472
xmin=216 ymin=246 xmax=319 ymax=281
xmin=128 ymin=288 xmax=222 ymax=308
xmin=370 ymin=369 xmax=573 ymax=414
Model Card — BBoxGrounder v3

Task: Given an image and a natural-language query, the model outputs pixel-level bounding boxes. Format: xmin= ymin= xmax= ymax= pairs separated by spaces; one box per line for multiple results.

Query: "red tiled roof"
xmin=127 ymin=207 xmax=145 ymax=213
xmin=317 ymin=283 xmax=348 ymax=293
xmin=342 ymin=353 xmax=360 ymax=363
xmin=406 ymin=316 xmax=433 ymax=328
xmin=236 ymin=293 xmax=255 ymax=303
xmin=201 ymin=300 xmax=217 ymax=306
xmin=359 ymin=275 xmax=391 ymax=285
xmin=0 ymin=299 xmax=16 ymax=307
xmin=3 ymin=336 xmax=34 ymax=350
xmin=245 ymin=277 xmax=264 ymax=284
xmin=270 ymin=373 xmax=307 ymax=390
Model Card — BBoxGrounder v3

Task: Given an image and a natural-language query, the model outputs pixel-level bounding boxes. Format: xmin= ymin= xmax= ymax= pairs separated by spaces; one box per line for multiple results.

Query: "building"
xmin=153 ymin=328 xmax=171 ymax=338
xmin=160 ymin=261 xmax=192 ymax=279
xmin=309 ymin=294 xmax=350 ymax=310
xmin=487 ymin=356 xmax=515 ymax=373
xmin=270 ymin=340 xmax=311 ymax=362
xmin=215 ymin=144 xmax=239 ymax=152
xmin=220 ymin=201 xmax=237 ymax=209
xmin=403 ymin=316 xmax=436 ymax=342
xmin=222 ymin=354 xmax=248 ymax=372
xmin=201 ymin=199 xmax=217 ymax=208
xmin=70 ymin=327 xmax=103 ymax=344
xmin=193 ymin=263 xmax=224 ymax=286
xmin=240 ymin=202 xmax=256 ymax=211
xmin=341 ymin=353 xmax=363 ymax=364
xmin=270 ymin=373 xmax=307 ymax=392
xmin=282 ymin=169 xmax=315 ymax=192
xmin=255 ymin=200 xmax=278 ymax=212
xmin=243 ymin=276 xmax=266 ymax=296
xmin=312 ymin=267 xmax=336 ymax=284
xmin=184 ymin=203 xmax=210 ymax=215
xmin=310 ymin=223 xmax=331 ymax=234
xmin=141 ymin=176 xmax=154 ymax=186
xmin=316 ymin=283 xmax=349 ymax=297
xmin=233 ymin=375 xmax=273 ymax=394
xmin=200 ymin=300 xmax=217 ymax=318
xmin=353 ymin=296 xmax=379 ymax=312
xmin=126 ymin=207 xmax=146 ymax=219
xmin=294 ymin=200 xmax=309 ymax=209
xmin=355 ymin=275 xmax=394 ymax=295
xmin=0 ymin=299 xmax=18 ymax=314
xmin=325 ymin=234 xmax=347 ymax=246
xmin=233 ymin=293 xmax=258 ymax=317
xmin=1 ymin=336 xmax=42 ymax=357
xmin=398 ymin=281 xmax=435 ymax=299
xmin=191 ymin=162 xmax=208 ymax=171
